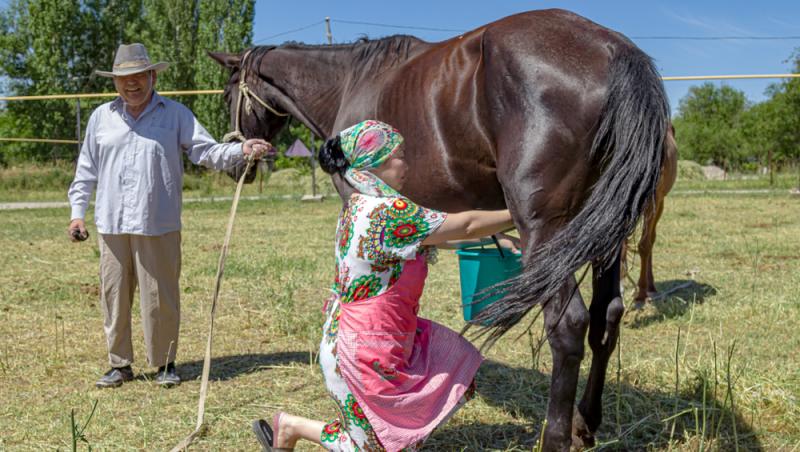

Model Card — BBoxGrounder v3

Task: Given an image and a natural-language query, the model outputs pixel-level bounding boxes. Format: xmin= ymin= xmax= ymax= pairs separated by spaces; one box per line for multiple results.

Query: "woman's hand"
xmin=422 ymin=209 xmax=514 ymax=245
xmin=494 ymin=233 xmax=521 ymax=255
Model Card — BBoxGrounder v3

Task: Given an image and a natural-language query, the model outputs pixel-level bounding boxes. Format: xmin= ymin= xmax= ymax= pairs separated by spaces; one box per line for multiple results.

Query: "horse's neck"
xmin=266 ymin=40 xmax=430 ymax=137
xmin=265 ymin=47 xmax=350 ymax=137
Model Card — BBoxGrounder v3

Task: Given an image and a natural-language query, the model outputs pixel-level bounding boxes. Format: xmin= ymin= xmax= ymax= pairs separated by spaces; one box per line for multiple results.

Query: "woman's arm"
xmin=436 ymin=233 xmax=521 ymax=254
xmin=422 ymin=209 xmax=514 ymax=246
xmin=434 ymin=237 xmax=495 ymax=250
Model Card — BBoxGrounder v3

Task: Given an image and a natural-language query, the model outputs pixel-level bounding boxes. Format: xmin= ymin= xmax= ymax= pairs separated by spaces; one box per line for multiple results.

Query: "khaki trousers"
xmin=98 ymin=231 xmax=181 ymax=368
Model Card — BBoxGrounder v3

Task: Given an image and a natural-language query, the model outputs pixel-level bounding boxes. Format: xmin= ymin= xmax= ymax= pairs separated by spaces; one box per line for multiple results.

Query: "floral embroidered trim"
xmin=321 ymin=419 xmax=342 ymax=443
xmin=338 ymin=204 xmax=355 ymax=257
xmin=346 ymin=394 xmax=371 ymax=431
xmin=344 ymin=274 xmax=382 ymax=303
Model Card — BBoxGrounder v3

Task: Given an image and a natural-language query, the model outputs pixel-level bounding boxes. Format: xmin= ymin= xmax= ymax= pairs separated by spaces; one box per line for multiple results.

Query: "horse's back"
xmin=484 ymin=9 xmax=632 ymax=64
xmin=480 ymin=9 xmax=636 ymax=130
xmin=372 ymin=9 xmax=633 ymax=149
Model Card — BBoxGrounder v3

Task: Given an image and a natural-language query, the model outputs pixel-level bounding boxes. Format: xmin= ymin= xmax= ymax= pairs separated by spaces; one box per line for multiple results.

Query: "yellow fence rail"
xmin=662 ymin=73 xmax=800 ymax=81
xmin=0 ymin=137 xmax=80 ymax=144
xmin=0 ymin=89 xmax=224 ymax=102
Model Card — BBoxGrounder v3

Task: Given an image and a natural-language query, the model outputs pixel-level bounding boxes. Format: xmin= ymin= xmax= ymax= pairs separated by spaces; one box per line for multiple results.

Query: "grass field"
xmin=0 ymin=180 xmax=798 ymax=450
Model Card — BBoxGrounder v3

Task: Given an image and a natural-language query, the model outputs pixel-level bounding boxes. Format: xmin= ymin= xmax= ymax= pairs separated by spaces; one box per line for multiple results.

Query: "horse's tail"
xmin=472 ymin=45 xmax=670 ymax=345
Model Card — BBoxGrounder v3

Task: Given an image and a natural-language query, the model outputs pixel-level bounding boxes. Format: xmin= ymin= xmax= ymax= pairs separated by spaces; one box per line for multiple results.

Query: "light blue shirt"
xmin=68 ymin=92 xmax=244 ymax=236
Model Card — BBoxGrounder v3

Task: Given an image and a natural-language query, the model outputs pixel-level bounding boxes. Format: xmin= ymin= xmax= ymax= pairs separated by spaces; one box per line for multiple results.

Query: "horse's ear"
xmin=207 ymin=51 xmax=241 ymax=69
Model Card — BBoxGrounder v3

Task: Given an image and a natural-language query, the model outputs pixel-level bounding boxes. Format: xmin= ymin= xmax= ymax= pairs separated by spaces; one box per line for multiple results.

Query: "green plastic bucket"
xmin=456 ymin=246 xmax=522 ymax=322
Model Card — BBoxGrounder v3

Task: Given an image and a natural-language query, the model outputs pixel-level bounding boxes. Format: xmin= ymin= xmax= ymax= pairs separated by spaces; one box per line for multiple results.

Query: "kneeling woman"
xmin=254 ymin=120 xmax=517 ymax=451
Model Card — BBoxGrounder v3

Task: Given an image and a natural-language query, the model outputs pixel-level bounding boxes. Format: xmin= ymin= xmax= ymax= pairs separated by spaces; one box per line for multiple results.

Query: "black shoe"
xmin=95 ymin=366 xmax=134 ymax=388
xmin=252 ymin=419 xmax=275 ymax=451
xmin=156 ymin=362 xmax=180 ymax=387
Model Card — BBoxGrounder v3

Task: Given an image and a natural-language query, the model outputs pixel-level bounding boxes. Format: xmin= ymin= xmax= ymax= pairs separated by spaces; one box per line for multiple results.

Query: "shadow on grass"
xmin=426 ymin=421 xmax=534 ymax=451
xmin=625 ymin=279 xmax=718 ymax=329
xmin=430 ymin=359 xmax=761 ymax=451
xmin=143 ymin=352 xmax=308 ymax=382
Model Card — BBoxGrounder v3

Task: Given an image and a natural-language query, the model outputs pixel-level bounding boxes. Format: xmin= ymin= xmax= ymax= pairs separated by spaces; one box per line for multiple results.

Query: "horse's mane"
xmin=349 ymin=35 xmax=427 ymax=70
xmin=261 ymin=35 xmax=427 ymax=74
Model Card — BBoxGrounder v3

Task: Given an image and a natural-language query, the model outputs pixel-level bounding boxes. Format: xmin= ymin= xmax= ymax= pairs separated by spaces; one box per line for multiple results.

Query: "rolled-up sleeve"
xmin=180 ymin=107 xmax=243 ymax=171
xmin=67 ymin=113 xmax=99 ymax=220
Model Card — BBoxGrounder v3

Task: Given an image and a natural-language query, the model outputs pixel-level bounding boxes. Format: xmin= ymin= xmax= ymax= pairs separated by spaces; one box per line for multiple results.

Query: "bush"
xmin=269 ymin=168 xmax=337 ymax=195
xmin=0 ymin=162 xmax=75 ymax=191
xmin=677 ymin=160 xmax=706 ymax=181
xmin=269 ymin=168 xmax=305 ymax=190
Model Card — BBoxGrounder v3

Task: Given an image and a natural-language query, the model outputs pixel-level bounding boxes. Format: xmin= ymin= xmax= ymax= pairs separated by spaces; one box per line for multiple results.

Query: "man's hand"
xmin=242 ymin=139 xmax=276 ymax=161
xmin=68 ymin=219 xmax=89 ymax=242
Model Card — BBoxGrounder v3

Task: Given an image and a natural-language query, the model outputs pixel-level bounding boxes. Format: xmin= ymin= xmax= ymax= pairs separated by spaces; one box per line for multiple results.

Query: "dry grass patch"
xmin=0 ymin=193 xmax=798 ymax=450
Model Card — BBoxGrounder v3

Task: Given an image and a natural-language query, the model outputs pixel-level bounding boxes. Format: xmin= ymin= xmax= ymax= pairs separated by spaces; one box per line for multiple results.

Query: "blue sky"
xmin=253 ymin=0 xmax=800 ymax=114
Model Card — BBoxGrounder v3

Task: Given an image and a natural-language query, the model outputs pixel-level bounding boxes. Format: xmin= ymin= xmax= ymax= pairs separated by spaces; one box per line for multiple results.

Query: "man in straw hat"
xmin=67 ymin=43 xmax=272 ymax=388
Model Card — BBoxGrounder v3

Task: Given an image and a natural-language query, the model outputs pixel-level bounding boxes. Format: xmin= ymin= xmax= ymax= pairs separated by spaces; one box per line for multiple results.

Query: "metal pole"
xmin=259 ymin=160 xmax=264 ymax=194
xmin=311 ymin=139 xmax=318 ymax=197
xmin=76 ymin=98 xmax=82 ymax=156
xmin=325 ymin=17 xmax=333 ymax=45
xmin=320 ymin=18 xmax=331 ymax=197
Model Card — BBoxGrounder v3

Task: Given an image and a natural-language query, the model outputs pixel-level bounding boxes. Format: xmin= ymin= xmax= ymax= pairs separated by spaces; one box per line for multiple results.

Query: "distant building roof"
xmin=285 ymin=139 xmax=312 ymax=157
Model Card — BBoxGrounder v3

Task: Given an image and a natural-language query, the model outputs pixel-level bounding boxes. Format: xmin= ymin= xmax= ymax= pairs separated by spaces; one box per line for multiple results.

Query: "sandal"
xmin=252 ymin=412 xmax=292 ymax=451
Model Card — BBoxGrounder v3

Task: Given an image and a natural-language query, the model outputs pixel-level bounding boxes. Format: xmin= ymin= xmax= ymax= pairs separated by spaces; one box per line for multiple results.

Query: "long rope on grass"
xmin=170 ymin=156 xmax=267 ymax=452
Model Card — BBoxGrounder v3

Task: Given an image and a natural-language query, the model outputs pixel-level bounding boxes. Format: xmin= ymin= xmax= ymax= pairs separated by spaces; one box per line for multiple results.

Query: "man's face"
xmin=113 ymin=71 xmax=155 ymax=108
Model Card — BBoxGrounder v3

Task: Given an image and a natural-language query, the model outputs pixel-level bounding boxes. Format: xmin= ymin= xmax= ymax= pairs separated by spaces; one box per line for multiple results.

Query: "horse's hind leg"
xmin=492 ymin=114 xmax=595 ymax=450
xmin=635 ymin=125 xmax=677 ymax=304
xmin=634 ymin=200 xmax=663 ymax=305
xmin=574 ymin=250 xmax=624 ymax=446
xmin=541 ymin=276 xmax=590 ymax=451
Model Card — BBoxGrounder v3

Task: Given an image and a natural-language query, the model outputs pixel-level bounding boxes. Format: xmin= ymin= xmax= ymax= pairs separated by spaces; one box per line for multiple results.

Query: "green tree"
xmin=740 ymin=99 xmax=779 ymax=169
xmin=764 ymin=51 xmax=800 ymax=166
xmin=0 ymin=0 xmax=142 ymax=162
xmin=138 ymin=0 xmax=199 ymax=110
xmin=673 ymin=83 xmax=748 ymax=169
xmin=194 ymin=0 xmax=255 ymax=139
xmin=0 ymin=0 xmax=255 ymax=163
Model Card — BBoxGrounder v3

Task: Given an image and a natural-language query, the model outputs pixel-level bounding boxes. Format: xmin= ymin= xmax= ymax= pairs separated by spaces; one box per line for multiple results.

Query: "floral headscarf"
xmin=339 ymin=120 xmax=404 ymax=197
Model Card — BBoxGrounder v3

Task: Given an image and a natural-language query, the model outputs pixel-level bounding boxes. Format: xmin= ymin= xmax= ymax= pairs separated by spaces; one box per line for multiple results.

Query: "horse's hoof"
xmin=571 ymin=408 xmax=595 ymax=450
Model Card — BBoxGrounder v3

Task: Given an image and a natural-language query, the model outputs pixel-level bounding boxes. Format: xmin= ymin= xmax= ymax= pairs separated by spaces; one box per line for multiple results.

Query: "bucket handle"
xmin=491 ymin=235 xmax=506 ymax=259
xmin=457 ymin=236 xmax=510 ymax=259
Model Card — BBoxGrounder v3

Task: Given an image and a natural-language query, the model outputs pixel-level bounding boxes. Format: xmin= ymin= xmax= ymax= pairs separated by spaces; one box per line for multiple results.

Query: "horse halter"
xmin=223 ymin=48 xmax=290 ymax=143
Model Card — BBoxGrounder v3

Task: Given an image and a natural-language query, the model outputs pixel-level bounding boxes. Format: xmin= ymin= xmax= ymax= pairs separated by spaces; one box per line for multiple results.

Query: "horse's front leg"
xmin=574 ymin=250 xmax=624 ymax=447
xmin=541 ymin=276 xmax=590 ymax=451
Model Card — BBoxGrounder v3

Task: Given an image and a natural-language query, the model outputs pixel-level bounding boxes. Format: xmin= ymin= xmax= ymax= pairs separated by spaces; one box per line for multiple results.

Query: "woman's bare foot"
xmin=254 ymin=411 xmax=325 ymax=450
xmin=272 ymin=411 xmax=295 ymax=449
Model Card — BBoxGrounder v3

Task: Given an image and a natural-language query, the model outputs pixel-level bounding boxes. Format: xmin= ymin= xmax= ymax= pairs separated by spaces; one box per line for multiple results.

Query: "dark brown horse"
xmin=211 ymin=9 xmax=672 ymax=450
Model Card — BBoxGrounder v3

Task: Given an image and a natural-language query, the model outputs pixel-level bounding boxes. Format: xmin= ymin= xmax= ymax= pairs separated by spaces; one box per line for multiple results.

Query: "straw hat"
xmin=95 ymin=43 xmax=169 ymax=77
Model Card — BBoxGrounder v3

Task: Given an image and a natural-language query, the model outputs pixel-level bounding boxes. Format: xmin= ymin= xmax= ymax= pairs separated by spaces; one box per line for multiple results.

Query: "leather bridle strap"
xmin=223 ymin=48 xmax=289 ymax=143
